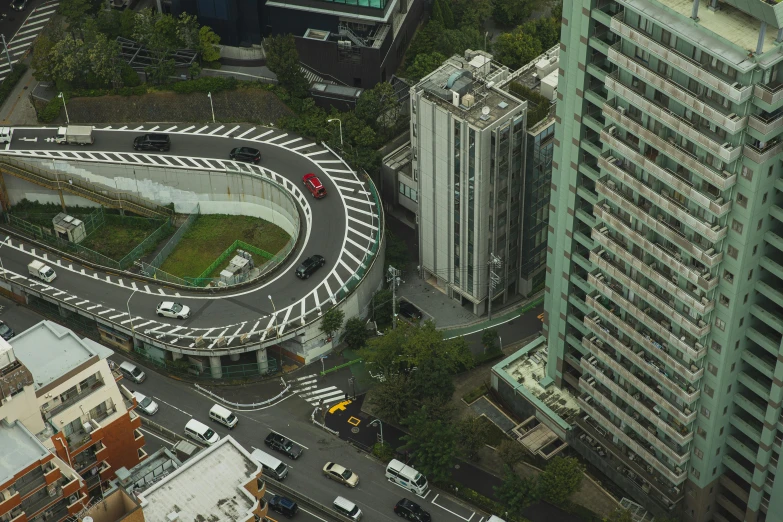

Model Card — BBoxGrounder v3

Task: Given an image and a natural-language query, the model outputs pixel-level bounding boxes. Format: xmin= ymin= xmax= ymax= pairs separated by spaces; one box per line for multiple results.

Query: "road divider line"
xmin=153 ymin=397 xmax=193 ymax=417
xmin=139 ymin=428 xmax=176 ymax=447
xmin=269 ymin=430 xmax=309 ymax=450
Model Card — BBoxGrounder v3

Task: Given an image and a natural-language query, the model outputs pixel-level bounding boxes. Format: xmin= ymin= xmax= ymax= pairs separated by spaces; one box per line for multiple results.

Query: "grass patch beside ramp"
xmin=81 ymin=215 xmax=166 ymax=261
xmin=160 ymin=214 xmax=290 ymax=277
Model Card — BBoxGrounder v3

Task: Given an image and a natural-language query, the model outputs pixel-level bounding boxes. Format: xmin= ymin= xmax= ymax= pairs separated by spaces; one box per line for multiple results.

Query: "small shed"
xmin=52 ymin=213 xmax=87 ymax=244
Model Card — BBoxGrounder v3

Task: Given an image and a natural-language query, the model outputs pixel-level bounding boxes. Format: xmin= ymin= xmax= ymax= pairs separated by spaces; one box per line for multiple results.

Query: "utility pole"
xmin=487 ymin=253 xmax=502 ymax=321
xmin=0 ymin=35 xmax=11 ymax=72
xmin=387 ymin=266 xmax=402 ymax=329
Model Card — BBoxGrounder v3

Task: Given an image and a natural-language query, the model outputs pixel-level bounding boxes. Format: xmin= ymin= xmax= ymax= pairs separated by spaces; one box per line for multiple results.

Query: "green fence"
xmin=150 ymin=204 xmax=200 ymax=269
xmin=6 ymin=210 xmax=171 ymax=270
xmin=194 ymin=239 xmax=274 ymax=280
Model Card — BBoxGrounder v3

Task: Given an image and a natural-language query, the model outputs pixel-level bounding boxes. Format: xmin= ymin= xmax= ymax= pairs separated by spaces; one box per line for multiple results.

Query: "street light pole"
xmin=126 ymin=289 xmax=138 ymax=347
xmin=58 ymin=92 xmax=69 ymax=124
xmin=207 ymin=92 xmax=215 ymax=124
xmin=369 ymin=419 xmax=383 ymax=445
xmin=327 ymin=118 xmax=343 ymax=146
xmin=1 ymin=35 xmax=11 ymax=72
xmin=268 ymin=295 xmax=278 ymax=338
xmin=0 ymin=236 xmax=10 ymax=282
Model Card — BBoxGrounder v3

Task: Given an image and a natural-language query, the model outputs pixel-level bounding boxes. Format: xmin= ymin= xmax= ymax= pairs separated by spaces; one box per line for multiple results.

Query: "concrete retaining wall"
xmin=7 ymin=159 xmax=300 ymax=237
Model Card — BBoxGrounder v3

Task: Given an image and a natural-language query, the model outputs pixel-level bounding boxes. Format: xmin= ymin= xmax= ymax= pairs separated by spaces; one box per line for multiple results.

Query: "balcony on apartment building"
xmin=72 ymin=442 xmax=106 ymax=473
xmin=604 ymin=74 xmax=743 ymax=167
xmin=744 ymin=138 xmax=783 ymax=165
xmin=579 ymin=355 xmax=694 ymax=446
xmin=19 ymin=476 xmax=69 ymax=520
xmin=602 ymin=104 xmax=739 ymax=192
xmin=597 ymin=166 xmax=727 ymax=250
xmin=66 ymin=419 xmax=103 ymax=453
xmin=588 ymin=245 xmax=711 ymax=339
xmin=577 ymin=394 xmax=687 ymax=485
xmin=599 ymin=126 xmax=733 ymax=219
xmin=748 ymin=109 xmax=783 ymax=140
xmin=593 ymin=198 xmax=722 ymax=271
xmin=754 ymin=80 xmax=783 ymax=108
xmin=591 ymin=217 xmax=717 ymax=294
xmin=586 ymin=271 xmax=707 ymax=363
xmin=42 ymin=374 xmax=107 ymax=420
xmin=606 ymin=45 xmax=747 ymax=133
xmin=590 ymin=241 xmax=714 ymax=317
xmin=585 ymin=289 xmax=705 ymax=382
xmin=581 ymin=319 xmax=700 ymax=416
xmin=590 ymin=231 xmax=715 ymax=312
xmin=579 ymin=374 xmax=690 ymax=466
xmin=608 ymin=11 xmax=752 ymax=104
xmin=574 ymin=415 xmax=683 ymax=512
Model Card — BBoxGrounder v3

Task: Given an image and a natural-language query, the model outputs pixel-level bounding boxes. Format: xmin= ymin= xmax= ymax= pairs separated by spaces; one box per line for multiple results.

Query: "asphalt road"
xmin=112 ymin=349 xmax=480 ymax=522
xmin=0 ymin=125 xmax=377 ymax=344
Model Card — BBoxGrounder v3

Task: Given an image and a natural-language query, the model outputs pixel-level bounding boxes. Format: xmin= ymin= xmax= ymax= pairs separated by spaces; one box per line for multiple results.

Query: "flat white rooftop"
xmin=0 ymin=420 xmax=50 ymax=487
xmin=137 ymin=436 xmax=261 ymax=522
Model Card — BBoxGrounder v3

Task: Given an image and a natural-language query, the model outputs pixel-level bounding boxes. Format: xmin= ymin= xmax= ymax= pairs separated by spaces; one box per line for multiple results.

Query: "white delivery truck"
xmin=28 ymin=260 xmax=57 ymax=283
xmin=55 ymin=125 xmax=94 ymax=145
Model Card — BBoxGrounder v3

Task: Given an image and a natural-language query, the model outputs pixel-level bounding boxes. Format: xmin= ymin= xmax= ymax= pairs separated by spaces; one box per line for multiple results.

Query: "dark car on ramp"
xmin=229 ymin=146 xmax=261 ymax=163
xmin=296 ymin=254 xmax=326 ymax=279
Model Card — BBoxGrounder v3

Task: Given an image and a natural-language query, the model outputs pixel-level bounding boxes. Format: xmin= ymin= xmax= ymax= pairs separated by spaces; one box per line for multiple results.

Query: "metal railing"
xmin=194 ymin=381 xmax=291 ymax=409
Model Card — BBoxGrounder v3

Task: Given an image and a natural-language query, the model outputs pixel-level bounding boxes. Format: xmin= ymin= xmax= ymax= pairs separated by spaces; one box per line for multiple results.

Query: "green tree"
xmin=481 ymin=328 xmax=499 ymax=353
xmin=495 ymin=467 xmax=539 ymax=517
xmin=497 ymin=439 xmax=527 ymax=467
xmin=175 ymin=12 xmax=200 ymax=49
xmin=434 ymin=26 xmax=482 ymax=58
xmin=401 ymin=405 xmax=457 ymax=483
xmin=384 ymin=229 xmax=409 ymax=271
xmin=606 ymin=508 xmax=633 ymax=522
xmin=525 ymin=16 xmax=561 ymax=50
xmin=493 ymin=28 xmax=543 ymax=69
xmin=359 ymin=321 xmax=474 ymax=379
xmin=87 ymin=32 xmax=122 ymax=87
xmin=492 ymin=0 xmax=538 ymax=26
xmin=59 ymin=0 xmax=93 ymax=28
xmin=404 ymin=52 xmax=446 ymax=81
xmin=320 ymin=307 xmax=345 ymax=339
xmin=198 ymin=25 xmax=221 ymax=63
xmin=355 ymin=82 xmax=402 ymax=140
xmin=409 ymin=358 xmax=455 ymax=407
xmin=441 ymin=0 xmax=455 ymax=28
xmin=372 ymin=288 xmax=394 ymax=329
xmin=456 ymin=415 xmax=488 ymax=460
xmin=343 ymin=317 xmax=370 ymax=350
xmin=431 ymin=0 xmax=445 ymax=26
xmin=538 ymin=456 xmax=585 ymax=505
xmin=31 ymin=29 xmax=60 ymax=82
xmin=266 ymin=34 xmax=310 ymax=99
xmin=49 ymin=33 xmax=88 ymax=86
xmin=369 ymin=373 xmax=415 ymax=423
xmin=455 ymin=0 xmax=493 ymax=27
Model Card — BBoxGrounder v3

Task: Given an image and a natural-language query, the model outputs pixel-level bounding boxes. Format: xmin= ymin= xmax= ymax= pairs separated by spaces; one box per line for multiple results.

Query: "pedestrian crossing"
xmin=289 ymin=373 xmax=347 ymax=408
xmin=0 ymin=0 xmax=59 ymax=83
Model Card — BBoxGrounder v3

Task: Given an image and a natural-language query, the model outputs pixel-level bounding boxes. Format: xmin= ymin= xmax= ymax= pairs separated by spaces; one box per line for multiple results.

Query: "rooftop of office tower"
xmin=414 ymin=50 xmax=525 ymax=129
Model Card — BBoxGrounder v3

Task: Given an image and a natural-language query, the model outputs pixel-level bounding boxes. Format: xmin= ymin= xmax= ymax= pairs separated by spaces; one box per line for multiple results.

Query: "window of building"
xmin=758 ymin=218 xmax=764 ymax=230
xmin=731 ymin=220 xmax=743 ymax=233
xmin=715 ymin=318 xmax=725 ymax=331
xmin=753 ymin=245 xmax=758 ymax=255
xmin=711 ymin=340 xmax=721 ymax=354
xmin=694 ymin=447 xmax=704 ymax=459
xmin=399 ymin=182 xmax=418 ymax=202
xmin=719 ymin=294 xmax=730 ymax=307
xmin=763 ymin=192 xmax=768 ymax=204
xmin=716 ymin=447 xmax=721 ymax=456
xmin=744 ymin=294 xmax=748 ymax=304
xmin=727 ymin=245 xmax=738 ymax=259
xmin=707 ymin=362 xmax=718 ymax=375
xmin=700 ymin=407 xmax=711 ymax=419
xmin=731 ymin=362 xmax=736 ymax=371
xmin=739 ymin=318 xmax=744 ymax=327
xmin=742 ymin=166 xmax=753 ymax=180
xmin=697 ymin=426 xmax=707 ymax=438
xmin=748 ymin=269 xmax=753 ymax=280
xmin=736 ymin=193 xmax=747 ymax=207
xmin=769 ymin=166 xmax=774 ymax=177
xmin=723 ymin=270 xmax=734 ymax=283
xmin=735 ymin=340 xmax=740 ymax=350
xmin=704 ymin=384 xmax=714 ymax=398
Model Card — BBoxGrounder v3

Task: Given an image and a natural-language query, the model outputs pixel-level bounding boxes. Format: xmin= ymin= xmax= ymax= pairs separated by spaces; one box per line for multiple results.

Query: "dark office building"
xmin=170 ymin=0 xmax=423 ymax=88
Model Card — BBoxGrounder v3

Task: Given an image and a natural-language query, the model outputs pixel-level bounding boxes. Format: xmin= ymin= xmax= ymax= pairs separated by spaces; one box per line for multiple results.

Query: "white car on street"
xmin=156 ymin=301 xmax=191 ymax=319
xmin=132 ymin=391 xmax=159 ymax=415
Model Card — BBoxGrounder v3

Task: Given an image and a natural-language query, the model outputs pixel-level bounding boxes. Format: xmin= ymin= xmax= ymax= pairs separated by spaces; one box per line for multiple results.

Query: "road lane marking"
xmin=139 ymin=428 xmax=176 ymax=447
xmin=235 ymin=128 xmax=255 ymax=139
xmin=268 ymin=429 xmax=309 ymax=450
xmin=151 ymin=397 xmax=193 ymax=417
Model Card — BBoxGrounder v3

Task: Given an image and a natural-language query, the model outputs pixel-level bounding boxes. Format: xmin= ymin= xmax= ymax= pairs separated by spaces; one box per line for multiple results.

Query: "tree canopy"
xmin=495 ymin=467 xmax=539 ymax=517
xmin=538 ymin=456 xmax=585 ymax=505
xmin=265 ymin=34 xmax=310 ymax=99
xmin=400 ymin=405 xmax=458 ymax=483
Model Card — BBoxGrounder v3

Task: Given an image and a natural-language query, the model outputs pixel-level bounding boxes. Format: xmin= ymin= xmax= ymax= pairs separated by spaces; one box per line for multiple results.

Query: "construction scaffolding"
xmin=116 ymin=37 xmax=198 ymax=72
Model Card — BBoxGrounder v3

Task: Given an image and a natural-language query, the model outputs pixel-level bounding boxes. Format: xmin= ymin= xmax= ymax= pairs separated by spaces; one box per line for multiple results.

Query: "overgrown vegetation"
xmin=80 ymin=215 xmax=165 ymax=261
xmin=32 ymin=0 xmax=221 ymax=92
xmin=265 ymin=35 xmax=405 ymax=175
xmin=160 ymin=215 xmax=289 ymax=277
xmin=0 ymin=64 xmax=29 ymax=107
xmin=462 ymin=383 xmax=488 ymax=404
xmin=398 ymin=0 xmax=562 ymax=81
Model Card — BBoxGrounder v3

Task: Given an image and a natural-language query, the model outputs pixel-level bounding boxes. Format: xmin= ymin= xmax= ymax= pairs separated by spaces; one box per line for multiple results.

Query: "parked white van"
xmin=209 ymin=404 xmax=238 ymax=429
xmin=333 ymin=496 xmax=362 ymax=521
xmin=385 ymin=459 xmax=429 ymax=495
xmin=250 ymin=449 xmax=289 ymax=481
xmin=184 ymin=419 xmax=220 ymax=446
xmin=119 ymin=361 xmax=146 ymax=384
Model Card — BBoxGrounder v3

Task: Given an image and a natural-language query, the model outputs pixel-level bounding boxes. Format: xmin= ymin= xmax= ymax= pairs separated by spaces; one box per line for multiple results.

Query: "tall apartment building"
xmin=0 ymin=321 xmax=145 ymax=510
xmin=493 ymin=0 xmax=783 ymax=520
xmin=0 ymin=419 xmax=89 ymax=522
xmin=411 ymin=50 xmax=528 ymax=314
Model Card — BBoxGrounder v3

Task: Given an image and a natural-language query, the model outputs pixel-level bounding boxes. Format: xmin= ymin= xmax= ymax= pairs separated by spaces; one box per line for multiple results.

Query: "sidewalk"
xmin=324 ymin=395 xmax=582 ymax=522
xmin=0 ymin=57 xmax=39 ymax=125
